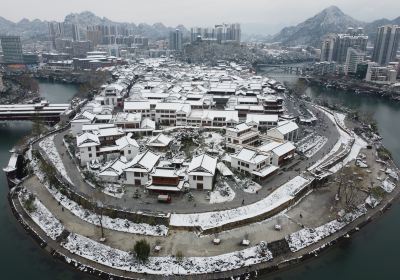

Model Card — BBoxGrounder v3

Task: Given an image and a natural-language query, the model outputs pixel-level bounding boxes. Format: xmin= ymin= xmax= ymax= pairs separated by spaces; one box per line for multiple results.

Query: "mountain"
xmin=0 ymin=11 xmax=188 ymax=41
xmin=364 ymin=16 xmax=400 ymax=42
xmin=0 ymin=16 xmax=48 ymax=40
xmin=271 ymin=6 xmax=365 ymax=46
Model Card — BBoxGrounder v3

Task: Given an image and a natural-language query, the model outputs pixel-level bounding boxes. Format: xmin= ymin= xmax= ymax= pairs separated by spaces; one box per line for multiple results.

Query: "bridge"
xmin=0 ymin=101 xmax=72 ymax=123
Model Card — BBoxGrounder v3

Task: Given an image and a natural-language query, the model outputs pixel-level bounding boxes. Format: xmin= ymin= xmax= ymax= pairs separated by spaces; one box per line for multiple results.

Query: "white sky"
xmin=1 ymin=0 xmax=399 ymax=33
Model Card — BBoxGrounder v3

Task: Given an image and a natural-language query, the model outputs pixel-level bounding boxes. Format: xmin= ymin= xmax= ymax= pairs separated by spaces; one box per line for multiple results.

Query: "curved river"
xmin=0 ymin=79 xmax=399 ymax=279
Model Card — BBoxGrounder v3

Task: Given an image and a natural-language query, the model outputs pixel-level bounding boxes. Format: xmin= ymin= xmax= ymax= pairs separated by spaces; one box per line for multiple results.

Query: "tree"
xmin=92 ymin=199 xmax=105 ymax=240
xmin=134 ymin=239 xmax=150 ymax=262
xmin=23 ymin=193 xmax=37 ymax=213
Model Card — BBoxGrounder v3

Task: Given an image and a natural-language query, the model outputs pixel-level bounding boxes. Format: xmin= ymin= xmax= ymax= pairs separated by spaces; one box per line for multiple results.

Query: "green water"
xmin=260 ymin=74 xmax=400 ymax=280
xmin=38 ymin=81 xmax=78 ymax=103
xmin=1 ymin=80 xmax=400 ymax=280
xmin=0 ymin=82 xmax=92 ymax=279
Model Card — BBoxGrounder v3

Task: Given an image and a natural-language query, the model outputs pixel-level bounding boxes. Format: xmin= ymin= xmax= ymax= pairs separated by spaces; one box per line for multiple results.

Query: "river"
xmin=259 ymin=72 xmax=400 ymax=280
xmin=1 ymin=79 xmax=399 ymax=279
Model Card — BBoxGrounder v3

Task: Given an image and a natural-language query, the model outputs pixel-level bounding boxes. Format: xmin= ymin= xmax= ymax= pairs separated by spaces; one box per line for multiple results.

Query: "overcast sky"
xmin=1 ymin=0 xmax=400 ymax=33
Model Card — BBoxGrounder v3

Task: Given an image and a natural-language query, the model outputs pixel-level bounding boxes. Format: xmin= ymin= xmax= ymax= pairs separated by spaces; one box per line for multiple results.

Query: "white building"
xmin=147 ymin=133 xmax=172 ymax=151
xmin=70 ymin=111 xmax=96 ymax=136
xmin=344 ymin=47 xmax=365 ymax=75
xmin=187 ymin=154 xmax=217 ymax=190
xmin=115 ymin=133 xmax=139 ymax=161
xmin=246 ymin=114 xmax=278 ymax=131
xmin=124 ymin=150 xmax=160 ymax=186
xmin=230 ymin=148 xmax=278 ymax=180
xmin=226 ymin=123 xmax=260 ymax=151
xmin=267 ymin=121 xmax=299 ymax=141
xmin=259 ymin=141 xmax=296 ymax=166
xmin=76 ymin=132 xmax=100 ymax=166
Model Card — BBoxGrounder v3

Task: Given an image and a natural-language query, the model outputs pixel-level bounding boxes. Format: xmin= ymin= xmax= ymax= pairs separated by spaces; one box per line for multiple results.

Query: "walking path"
xmin=22 ymin=175 xmax=303 ymax=257
xmin=41 ymin=101 xmax=339 ymax=215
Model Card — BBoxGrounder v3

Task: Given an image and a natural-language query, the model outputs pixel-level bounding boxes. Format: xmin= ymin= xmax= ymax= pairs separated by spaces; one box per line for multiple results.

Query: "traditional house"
xmin=146 ymin=167 xmax=185 ymax=193
xmin=225 ymin=123 xmax=260 ymax=151
xmin=124 ymin=150 xmax=160 ymax=186
xmin=267 ymin=121 xmax=299 ymax=141
xmin=187 ymin=154 xmax=217 ymax=190
xmin=98 ymin=157 xmax=128 ymax=183
xmin=115 ymin=133 xmax=139 ymax=161
xmin=76 ymin=132 xmax=100 ymax=166
xmin=147 ymin=133 xmax=172 ymax=152
xmin=70 ymin=111 xmax=96 ymax=136
xmin=246 ymin=114 xmax=278 ymax=131
xmin=230 ymin=148 xmax=278 ymax=180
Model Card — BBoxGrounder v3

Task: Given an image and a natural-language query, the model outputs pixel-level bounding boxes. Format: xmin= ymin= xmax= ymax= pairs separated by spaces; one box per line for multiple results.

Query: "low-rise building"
xmin=146 ymin=167 xmax=185 ymax=193
xmin=267 ymin=121 xmax=299 ymax=141
xmin=187 ymin=154 xmax=217 ymax=190
xmin=246 ymin=114 xmax=278 ymax=131
xmin=124 ymin=150 xmax=160 ymax=186
xmin=226 ymin=123 xmax=260 ymax=151
xmin=230 ymin=148 xmax=278 ymax=180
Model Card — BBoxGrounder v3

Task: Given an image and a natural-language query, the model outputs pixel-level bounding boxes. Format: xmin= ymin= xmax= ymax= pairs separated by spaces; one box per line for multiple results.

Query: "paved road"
xmin=40 ymin=97 xmax=339 ymax=215
xmin=22 ymin=175 xmax=302 ymax=257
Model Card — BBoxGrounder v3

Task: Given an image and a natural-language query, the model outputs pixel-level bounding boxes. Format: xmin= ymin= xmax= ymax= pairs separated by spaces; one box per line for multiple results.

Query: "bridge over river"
xmin=0 ymin=101 xmax=72 ymax=122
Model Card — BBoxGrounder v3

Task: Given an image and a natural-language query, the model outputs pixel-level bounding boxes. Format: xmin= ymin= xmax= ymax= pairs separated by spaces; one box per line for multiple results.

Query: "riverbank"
xmin=6 ymin=103 xmax=400 ymax=279
xmin=303 ymin=75 xmax=400 ymax=102
xmin=8 ymin=170 xmax=400 ymax=280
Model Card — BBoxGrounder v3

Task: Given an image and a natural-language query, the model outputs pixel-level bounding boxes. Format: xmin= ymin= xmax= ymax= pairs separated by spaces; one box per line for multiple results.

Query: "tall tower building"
xmin=320 ymin=36 xmax=336 ymax=62
xmin=169 ymin=29 xmax=183 ymax=51
xmin=372 ymin=25 xmax=400 ymax=65
xmin=0 ymin=35 xmax=24 ymax=64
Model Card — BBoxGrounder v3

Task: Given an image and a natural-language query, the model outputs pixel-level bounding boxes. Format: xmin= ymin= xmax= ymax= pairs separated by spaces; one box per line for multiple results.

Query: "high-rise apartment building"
xmin=320 ymin=28 xmax=368 ymax=64
xmin=169 ymin=29 xmax=183 ymax=51
xmin=0 ymin=35 xmax=24 ymax=64
xmin=344 ymin=47 xmax=365 ymax=75
xmin=190 ymin=23 xmax=241 ymax=44
xmin=372 ymin=25 xmax=400 ymax=65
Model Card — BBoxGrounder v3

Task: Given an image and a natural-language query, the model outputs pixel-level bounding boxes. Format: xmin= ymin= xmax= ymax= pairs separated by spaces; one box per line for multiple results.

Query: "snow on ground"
xmin=62 ymin=233 xmax=272 ymax=275
xmin=103 ymin=184 xmax=125 ymax=198
xmin=39 ymin=135 xmax=73 ymax=184
xmin=297 ymin=134 xmax=327 ymax=156
xmin=209 ymin=182 xmax=236 ymax=204
xmin=44 ymin=184 xmax=168 ymax=237
xmin=329 ymin=133 xmax=368 ymax=173
xmin=242 ymin=181 xmax=262 ymax=194
xmin=286 ymin=204 xmax=367 ymax=252
xmin=308 ymin=107 xmax=354 ymax=172
xmin=381 ymin=178 xmax=396 ymax=193
xmin=170 ymin=176 xmax=310 ymax=230
xmin=303 ymin=136 xmax=328 ymax=158
xmin=19 ymin=190 xmax=64 ymax=240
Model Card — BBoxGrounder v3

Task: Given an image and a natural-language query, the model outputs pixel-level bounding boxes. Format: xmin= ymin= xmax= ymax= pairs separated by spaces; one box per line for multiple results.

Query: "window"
xmin=134 ymin=172 xmax=142 ymax=177
xmin=88 ymin=153 xmax=92 ymax=158
xmin=197 ymin=176 xmax=203 ymax=181
xmin=128 ymin=150 xmax=132 ymax=154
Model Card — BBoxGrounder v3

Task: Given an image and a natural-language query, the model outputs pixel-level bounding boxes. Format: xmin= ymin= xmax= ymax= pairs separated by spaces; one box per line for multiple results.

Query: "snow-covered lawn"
xmin=170 ymin=176 xmax=311 ymax=231
xmin=381 ymin=178 xmax=396 ymax=193
xmin=39 ymin=135 xmax=73 ymax=184
xmin=19 ymin=190 xmax=64 ymax=240
xmin=62 ymin=233 xmax=273 ymax=275
xmin=298 ymin=134 xmax=328 ymax=158
xmin=308 ymin=107 xmax=356 ymax=172
xmin=329 ymin=133 xmax=367 ymax=173
xmin=286 ymin=205 xmax=367 ymax=252
xmin=103 ymin=184 xmax=125 ymax=198
xmin=303 ymin=136 xmax=328 ymax=158
xmin=209 ymin=182 xmax=235 ymax=204
xmin=44 ymin=184 xmax=168 ymax=237
xmin=242 ymin=181 xmax=262 ymax=194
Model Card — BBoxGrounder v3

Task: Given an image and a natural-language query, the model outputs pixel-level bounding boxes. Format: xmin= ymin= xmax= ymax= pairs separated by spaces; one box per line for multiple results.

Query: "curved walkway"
xmin=44 ymin=102 xmax=339 ymax=215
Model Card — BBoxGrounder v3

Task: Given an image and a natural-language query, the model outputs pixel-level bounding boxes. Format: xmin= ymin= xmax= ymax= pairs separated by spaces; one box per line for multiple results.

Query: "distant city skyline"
xmin=1 ymin=0 xmax=400 ymax=34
